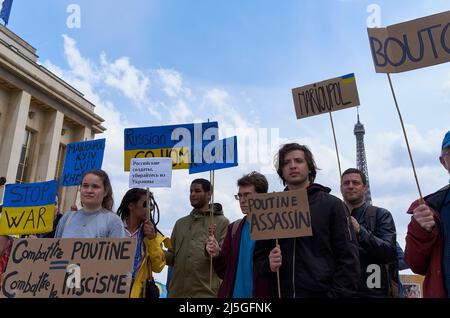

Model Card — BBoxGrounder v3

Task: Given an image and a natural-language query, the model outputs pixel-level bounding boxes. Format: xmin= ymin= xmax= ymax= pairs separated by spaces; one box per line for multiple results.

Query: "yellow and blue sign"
xmin=124 ymin=122 xmax=219 ymax=171
xmin=0 ymin=180 xmax=58 ymax=235
xmin=61 ymin=138 xmax=106 ymax=186
xmin=341 ymin=73 xmax=356 ymax=84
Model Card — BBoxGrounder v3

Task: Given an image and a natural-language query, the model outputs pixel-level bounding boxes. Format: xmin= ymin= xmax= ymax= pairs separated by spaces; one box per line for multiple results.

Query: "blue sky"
xmin=5 ymin=0 xmax=450 ymax=280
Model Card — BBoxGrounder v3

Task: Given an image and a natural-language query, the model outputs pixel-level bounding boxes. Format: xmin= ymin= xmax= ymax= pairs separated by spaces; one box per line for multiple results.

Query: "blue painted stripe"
xmin=341 ymin=73 xmax=355 ymax=79
xmin=50 ymin=261 xmax=69 ymax=265
xmin=49 ymin=266 xmax=67 ymax=270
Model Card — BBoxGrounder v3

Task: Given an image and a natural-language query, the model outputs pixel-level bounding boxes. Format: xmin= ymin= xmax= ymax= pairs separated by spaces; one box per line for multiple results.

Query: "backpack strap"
xmin=231 ymin=218 xmax=243 ymax=239
xmin=364 ymin=205 xmax=401 ymax=297
xmin=364 ymin=205 xmax=378 ymax=232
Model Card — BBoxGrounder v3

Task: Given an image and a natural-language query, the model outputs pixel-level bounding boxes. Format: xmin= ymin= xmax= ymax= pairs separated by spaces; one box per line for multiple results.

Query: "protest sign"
xmin=368 ymin=10 xmax=450 ymax=73
xmin=0 ymin=180 xmax=57 ymax=235
xmin=247 ymin=189 xmax=312 ymax=240
xmin=61 ymin=139 xmax=106 ymax=186
xmin=124 ymin=122 xmax=219 ymax=171
xmin=189 ymin=136 xmax=238 ymax=174
xmin=0 ymin=238 xmax=136 ymax=298
xmin=292 ymin=73 xmax=360 ymax=120
xmin=400 ymin=274 xmax=425 ymax=298
xmin=129 ymin=158 xmax=172 ymax=188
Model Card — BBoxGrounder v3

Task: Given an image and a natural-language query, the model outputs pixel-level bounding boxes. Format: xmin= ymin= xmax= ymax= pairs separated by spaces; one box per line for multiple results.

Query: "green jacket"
xmin=166 ymin=203 xmax=229 ymax=298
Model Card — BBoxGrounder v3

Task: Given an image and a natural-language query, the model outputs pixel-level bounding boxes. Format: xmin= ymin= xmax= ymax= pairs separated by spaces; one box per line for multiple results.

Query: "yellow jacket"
xmin=130 ymin=232 xmax=171 ymax=298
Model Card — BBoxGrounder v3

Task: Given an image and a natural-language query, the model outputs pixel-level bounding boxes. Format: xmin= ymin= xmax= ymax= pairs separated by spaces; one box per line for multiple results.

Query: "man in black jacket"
xmin=341 ymin=168 xmax=397 ymax=297
xmin=254 ymin=143 xmax=360 ymax=297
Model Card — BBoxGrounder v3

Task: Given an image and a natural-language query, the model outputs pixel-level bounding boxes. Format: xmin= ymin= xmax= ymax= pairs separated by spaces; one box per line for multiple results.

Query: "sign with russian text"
xmin=124 ymin=122 xmax=219 ymax=171
xmin=247 ymin=189 xmax=312 ymax=240
xmin=292 ymin=73 xmax=360 ymax=119
xmin=61 ymin=139 xmax=106 ymax=186
xmin=129 ymin=158 xmax=172 ymax=188
xmin=0 ymin=238 xmax=136 ymax=298
xmin=0 ymin=180 xmax=57 ymax=235
xmin=189 ymin=136 xmax=238 ymax=174
xmin=368 ymin=10 xmax=450 ymax=73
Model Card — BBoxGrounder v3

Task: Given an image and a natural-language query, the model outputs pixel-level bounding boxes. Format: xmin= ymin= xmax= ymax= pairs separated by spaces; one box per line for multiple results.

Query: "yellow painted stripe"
xmin=0 ymin=204 xmax=54 ymax=235
xmin=342 ymin=77 xmax=355 ymax=84
xmin=124 ymin=147 xmax=190 ymax=171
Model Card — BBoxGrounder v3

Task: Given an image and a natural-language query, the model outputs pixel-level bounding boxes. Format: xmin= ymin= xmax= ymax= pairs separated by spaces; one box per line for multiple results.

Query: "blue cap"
xmin=443 ymin=130 xmax=450 ymax=150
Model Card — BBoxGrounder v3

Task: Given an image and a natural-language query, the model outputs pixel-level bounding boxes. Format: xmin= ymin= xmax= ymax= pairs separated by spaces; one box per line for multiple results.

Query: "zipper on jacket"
xmin=292 ymin=239 xmax=296 ymax=298
xmin=347 ymin=215 xmax=353 ymax=241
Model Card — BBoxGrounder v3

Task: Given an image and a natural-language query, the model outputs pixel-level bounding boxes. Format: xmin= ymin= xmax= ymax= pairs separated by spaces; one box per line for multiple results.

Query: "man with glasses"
xmin=206 ymin=171 xmax=271 ymax=298
xmin=405 ymin=130 xmax=450 ymax=298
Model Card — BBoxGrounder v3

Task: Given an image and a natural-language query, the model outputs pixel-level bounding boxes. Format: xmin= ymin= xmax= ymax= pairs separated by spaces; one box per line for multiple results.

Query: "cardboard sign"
xmin=0 ymin=180 xmax=57 ymax=235
xmin=247 ymin=189 xmax=312 ymax=240
xmin=368 ymin=10 xmax=450 ymax=73
xmin=124 ymin=122 xmax=219 ymax=171
xmin=0 ymin=238 xmax=136 ymax=298
xmin=189 ymin=136 xmax=238 ymax=174
xmin=400 ymin=274 xmax=425 ymax=298
xmin=61 ymin=139 xmax=106 ymax=186
xmin=129 ymin=158 xmax=172 ymax=188
xmin=292 ymin=73 xmax=360 ymax=119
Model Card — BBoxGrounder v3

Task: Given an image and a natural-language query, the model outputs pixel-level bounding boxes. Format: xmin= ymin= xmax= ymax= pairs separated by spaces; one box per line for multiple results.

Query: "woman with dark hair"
xmin=55 ymin=169 xmax=125 ymax=238
xmin=117 ymin=188 xmax=170 ymax=298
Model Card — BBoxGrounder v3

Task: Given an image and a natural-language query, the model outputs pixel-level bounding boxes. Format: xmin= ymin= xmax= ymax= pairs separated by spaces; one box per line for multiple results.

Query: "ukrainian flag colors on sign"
xmin=292 ymin=73 xmax=360 ymax=120
xmin=0 ymin=180 xmax=58 ymax=235
xmin=124 ymin=122 xmax=219 ymax=171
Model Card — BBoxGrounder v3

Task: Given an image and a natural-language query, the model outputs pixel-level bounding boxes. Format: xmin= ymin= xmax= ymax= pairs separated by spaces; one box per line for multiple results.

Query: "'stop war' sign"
xmin=0 ymin=180 xmax=57 ymax=235
xmin=368 ymin=10 xmax=450 ymax=73
xmin=292 ymin=73 xmax=360 ymax=120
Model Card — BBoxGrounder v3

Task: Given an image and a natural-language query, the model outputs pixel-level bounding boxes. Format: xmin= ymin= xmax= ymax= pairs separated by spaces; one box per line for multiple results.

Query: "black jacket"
xmin=351 ymin=203 xmax=397 ymax=297
xmin=254 ymin=183 xmax=360 ymax=298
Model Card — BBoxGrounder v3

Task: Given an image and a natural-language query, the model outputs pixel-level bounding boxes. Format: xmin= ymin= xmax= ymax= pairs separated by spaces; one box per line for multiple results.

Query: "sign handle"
xmin=329 ymin=112 xmax=342 ymax=177
xmin=276 ymin=238 xmax=281 ymax=298
xmin=209 ymin=169 xmax=215 ymax=289
xmin=386 ymin=73 xmax=423 ymax=200
xmin=146 ymin=188 xmax=151 ymax=221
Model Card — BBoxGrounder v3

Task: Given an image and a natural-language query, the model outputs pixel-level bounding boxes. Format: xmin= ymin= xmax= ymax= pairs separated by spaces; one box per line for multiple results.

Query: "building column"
xmin=77 ymin=126 xmax=93 ymax=141
xmin=0 ymin=90 xmax=31 ymax=202
xmin=35 ymin=110 xmax=64 ymax=182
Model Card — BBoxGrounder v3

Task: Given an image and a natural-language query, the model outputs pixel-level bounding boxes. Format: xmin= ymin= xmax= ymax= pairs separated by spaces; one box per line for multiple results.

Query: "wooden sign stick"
xmin=387 ymin=73 xmax=423 ymax=201
xmin=329 ymin=112 xmax=342 ymax=178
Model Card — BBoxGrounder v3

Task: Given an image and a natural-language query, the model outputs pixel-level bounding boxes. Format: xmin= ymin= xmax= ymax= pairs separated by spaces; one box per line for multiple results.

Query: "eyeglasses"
xmin=234 ymin=193 xmax=253 ymax=201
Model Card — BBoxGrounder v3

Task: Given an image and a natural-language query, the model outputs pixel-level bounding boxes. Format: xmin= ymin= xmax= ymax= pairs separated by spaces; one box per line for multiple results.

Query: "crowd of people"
xmin=0 ymin=130 xmax=449 ymax=298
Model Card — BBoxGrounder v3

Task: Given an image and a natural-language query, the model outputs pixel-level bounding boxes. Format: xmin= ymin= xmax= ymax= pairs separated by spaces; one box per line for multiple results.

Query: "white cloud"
xmin=156 ymin=68 xmax=192 ymax=99
xmin=100 ymin=53 xmax=150 ymax=105
xmin=203 ymin=88 xmax=229 ymax=110
xmin=62 ymin=34 xmax=99 ymax=83
xmin=169 ymin=99 xmax=193 ymax=124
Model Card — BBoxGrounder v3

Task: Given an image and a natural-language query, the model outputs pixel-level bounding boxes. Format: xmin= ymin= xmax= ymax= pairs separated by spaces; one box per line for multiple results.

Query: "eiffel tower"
xmin=354 ymin=107 xmax=372 ymax=204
